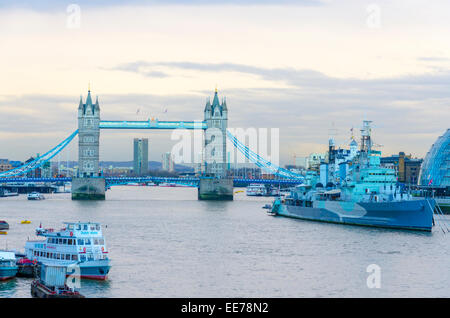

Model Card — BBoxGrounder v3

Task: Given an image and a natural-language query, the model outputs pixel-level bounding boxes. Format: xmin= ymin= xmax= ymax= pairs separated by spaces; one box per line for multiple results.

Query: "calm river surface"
xmin=0 ymin=186 xmax=449 ymax=298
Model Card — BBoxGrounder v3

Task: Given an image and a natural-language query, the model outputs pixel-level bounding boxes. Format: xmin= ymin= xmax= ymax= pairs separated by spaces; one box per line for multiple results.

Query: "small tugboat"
xmin=27 ymin=192 xmax=45 ymax=200
xmin=0 ymin=251 xmax=18 ymax=281
xmin=31 ymin=264 xmax=84 ymax=298
xmin=25 ymin=222 xmax=111 ymax=280
xmin=0 ymin=220 xmax=9 ymax=230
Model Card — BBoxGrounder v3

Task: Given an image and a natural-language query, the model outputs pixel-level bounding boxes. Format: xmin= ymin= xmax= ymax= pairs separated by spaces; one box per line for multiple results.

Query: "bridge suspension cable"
xmin=1 ymin=129 xmax=302 ymax=180
xmin=0 ymin=130 xmax=79 ymax=178
xmin=226 ymin=131 xmax=304 ymax=179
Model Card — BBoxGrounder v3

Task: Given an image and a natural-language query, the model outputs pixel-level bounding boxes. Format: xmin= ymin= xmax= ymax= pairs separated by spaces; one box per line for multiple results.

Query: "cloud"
xmin=110 ymin=60 xmax=450 ymax=158
xmin=1 ymin=62 xmax=449 ymax=163
xmin=418 ymin=57 xmax=450 ymax=62
xmin=113 ymin=61 xmax=330 ymax=87
xmin=1 ymin=69 xmax=449 ymax=164
xmin=113 ymin=60 xmax=450 ymax=101
xmin=0 ymin=0 xmax=324 ymax=11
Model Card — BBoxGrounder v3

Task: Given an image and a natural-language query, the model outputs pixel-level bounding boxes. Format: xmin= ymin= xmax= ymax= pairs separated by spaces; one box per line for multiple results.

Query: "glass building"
xmin=419 ymin=129 xmax=450 ymax=188
xmin=133 ymin=138 xmax=149 ymax=176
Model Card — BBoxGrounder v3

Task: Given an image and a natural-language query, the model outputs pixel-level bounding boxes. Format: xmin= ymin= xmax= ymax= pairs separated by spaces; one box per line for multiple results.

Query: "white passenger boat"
xmin=27 ymin=192 xmax=45 ymax=200
xmin=246 ymin=184 xmax=267 ymax=196
xmin=25 ymin=222 xmax=111 ymax=280
xmin=0 ymin=188 xmax=19 ymax=197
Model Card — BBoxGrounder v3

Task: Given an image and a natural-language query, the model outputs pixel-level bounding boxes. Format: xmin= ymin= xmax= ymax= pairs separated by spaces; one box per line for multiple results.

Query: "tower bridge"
xmin=74 ymin=87 xmax=231 ymax=200
xmin=0 ymin=88 xmax=304 ymax=200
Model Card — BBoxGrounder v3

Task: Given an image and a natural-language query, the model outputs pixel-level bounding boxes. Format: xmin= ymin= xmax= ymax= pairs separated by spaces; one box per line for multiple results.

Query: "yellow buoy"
xmin=21 ymin=220 xmax=31 ymax=224
xmin=0 ymin=231 xmax=7 ymax=235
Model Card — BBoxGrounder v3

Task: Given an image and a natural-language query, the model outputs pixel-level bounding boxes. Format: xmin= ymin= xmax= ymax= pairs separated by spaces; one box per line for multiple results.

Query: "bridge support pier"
xmin=198 ymin=177 xmax=233 ymax=201
xmin=71 ymin=177 xmax=105 ymax=200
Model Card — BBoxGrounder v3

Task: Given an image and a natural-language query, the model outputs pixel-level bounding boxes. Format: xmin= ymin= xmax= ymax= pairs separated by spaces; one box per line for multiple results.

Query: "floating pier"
xmin=31 ymin=264 xmax=84 ymax=298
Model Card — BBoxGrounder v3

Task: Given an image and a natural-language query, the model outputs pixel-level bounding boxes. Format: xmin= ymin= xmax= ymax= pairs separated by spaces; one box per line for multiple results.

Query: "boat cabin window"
xmin=76 ymin=224 xmax=81 ymax=230
xmin=83 ymin=225 xmax=88 ymax=230
xmin=90 ymin=225 xmax=95 ymax=231
xmin=67 ymin=224 xmax=74 ymax=230
xmin=72 ymin=255 xmax=78 ymax=261
xmin=85 ymin=239 xmax=91 ymax=245
xmin=78 ymin=239 xmax=84 ymax=245
xmin=80 ymin=255 xmax=86 ymax=262
xmin=96 ymin=225 xmax=100 ymax=231
xmin=63 ymin=239 xmax=67 ymax=244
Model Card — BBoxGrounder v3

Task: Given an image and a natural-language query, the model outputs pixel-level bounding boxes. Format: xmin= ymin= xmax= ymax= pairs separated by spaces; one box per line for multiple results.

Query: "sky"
xmin=0 ymin=0 xmax=449 ymax=165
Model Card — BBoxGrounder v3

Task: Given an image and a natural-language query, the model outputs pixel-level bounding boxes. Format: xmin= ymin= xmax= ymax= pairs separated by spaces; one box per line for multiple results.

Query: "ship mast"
xmin=360 ymin=120 xmax=373 ymax=153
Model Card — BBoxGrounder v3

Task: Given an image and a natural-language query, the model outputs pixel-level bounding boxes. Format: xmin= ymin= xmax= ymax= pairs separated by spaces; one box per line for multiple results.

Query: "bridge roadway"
xmin=0 ymin=177 xmax=303 ymax=187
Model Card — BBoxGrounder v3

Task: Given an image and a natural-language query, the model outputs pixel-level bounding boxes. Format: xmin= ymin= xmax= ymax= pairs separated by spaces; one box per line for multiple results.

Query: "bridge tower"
xmin=72 ymin=89 xmax=105 ymax=200
xmin=203 ymin=88 xmax=228 ymax=176
xmin=198 ymin=88 xmax=233 ymax=200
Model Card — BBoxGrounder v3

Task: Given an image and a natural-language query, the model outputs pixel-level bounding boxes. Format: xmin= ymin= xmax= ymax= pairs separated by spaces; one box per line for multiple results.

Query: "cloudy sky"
xmin=0 ymin=0 xmax=449 ymax=165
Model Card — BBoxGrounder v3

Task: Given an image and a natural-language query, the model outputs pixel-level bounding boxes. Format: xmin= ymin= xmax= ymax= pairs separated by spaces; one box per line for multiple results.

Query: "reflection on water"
xmin=0 ymin=279 xmax=17 ymax=293
xmin=78 ymin=279 xmax=112 ymax=298
xmin=0 ymin=186 xmax=449 ymax=298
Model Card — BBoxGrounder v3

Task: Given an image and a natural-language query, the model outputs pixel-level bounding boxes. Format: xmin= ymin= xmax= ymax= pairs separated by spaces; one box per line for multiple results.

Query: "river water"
xmin=0 ymin=186 xmax=449 ymax=298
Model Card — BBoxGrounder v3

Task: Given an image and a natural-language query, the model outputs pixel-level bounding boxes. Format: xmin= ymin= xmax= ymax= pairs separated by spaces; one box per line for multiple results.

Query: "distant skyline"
xmin=0 ymin=1 xmax=449 ymax=165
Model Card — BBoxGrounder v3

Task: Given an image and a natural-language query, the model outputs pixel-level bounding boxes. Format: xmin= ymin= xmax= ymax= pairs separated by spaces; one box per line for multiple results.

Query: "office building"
xmin=162 ymin=152 xmax=174 ymax=172
xmin=133 ymin=138 xmax=149 ymax=176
